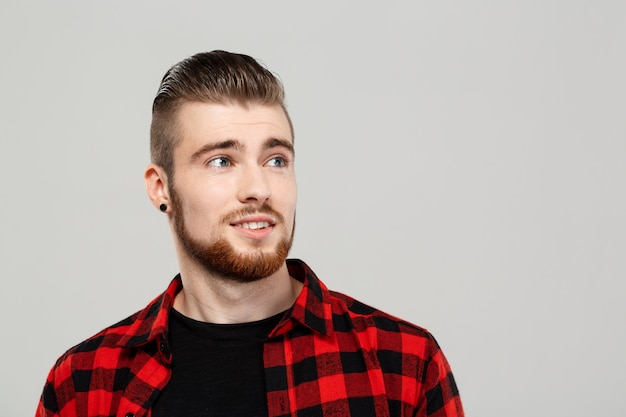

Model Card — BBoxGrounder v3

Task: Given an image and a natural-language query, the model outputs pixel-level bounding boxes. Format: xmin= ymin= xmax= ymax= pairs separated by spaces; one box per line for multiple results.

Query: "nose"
xmin=237 ymin=165 xmax=272 ymax=204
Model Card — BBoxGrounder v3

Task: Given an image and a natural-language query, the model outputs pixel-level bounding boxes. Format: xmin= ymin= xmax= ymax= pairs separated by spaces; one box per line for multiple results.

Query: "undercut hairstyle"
xmin=150 ymin=50 xmax=293 ymax=180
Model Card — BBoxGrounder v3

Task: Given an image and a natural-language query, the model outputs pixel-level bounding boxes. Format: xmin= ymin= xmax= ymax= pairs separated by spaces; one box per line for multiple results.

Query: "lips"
xmin=226 ymin=206 xmax=284 ymax=241
xmin=230 ymin=216 xmax=275 ymax=240
xmin=239 ymin=221 xmax=270 ymax=230
xmin=230 ymin=213 xmax=276 ymax=231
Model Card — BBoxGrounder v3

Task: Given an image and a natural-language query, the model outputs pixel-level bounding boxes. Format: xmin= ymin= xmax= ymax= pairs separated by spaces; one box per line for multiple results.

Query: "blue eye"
xmin=208 ymin=157 xmax=231 ymax=167
xmin=267 ymin=157 xmax=287 ymax=167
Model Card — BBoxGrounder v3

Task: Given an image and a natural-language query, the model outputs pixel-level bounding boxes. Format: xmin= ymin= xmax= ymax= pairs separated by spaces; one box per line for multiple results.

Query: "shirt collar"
xmin=116 ymin=259 xmax=332 ymax=348
xmin=116 ymin=275 xmax=181 ymax=348
xmin=271 ymin=258 xmax=333 ymax=337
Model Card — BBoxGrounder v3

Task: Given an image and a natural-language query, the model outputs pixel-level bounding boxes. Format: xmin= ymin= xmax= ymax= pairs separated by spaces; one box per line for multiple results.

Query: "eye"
xmin=207 ymin=157 xmax=231 ymax=168
xmin=266 ymin=156 xmax=288 ymax=168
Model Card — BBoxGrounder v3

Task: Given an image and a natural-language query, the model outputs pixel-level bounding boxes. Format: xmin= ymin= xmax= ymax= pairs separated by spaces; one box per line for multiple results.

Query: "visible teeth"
xmin=241 ymin=222 xmax=270 ymax=230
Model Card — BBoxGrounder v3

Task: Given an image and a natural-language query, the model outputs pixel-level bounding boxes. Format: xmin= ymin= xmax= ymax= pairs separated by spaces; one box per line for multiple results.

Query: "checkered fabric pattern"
xmin=37 ymin=259 xmax=464 ymax=417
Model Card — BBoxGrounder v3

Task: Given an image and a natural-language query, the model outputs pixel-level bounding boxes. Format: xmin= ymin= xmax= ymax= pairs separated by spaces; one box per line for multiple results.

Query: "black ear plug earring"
xmin=159 ymin=203 xmax=167 ymax=212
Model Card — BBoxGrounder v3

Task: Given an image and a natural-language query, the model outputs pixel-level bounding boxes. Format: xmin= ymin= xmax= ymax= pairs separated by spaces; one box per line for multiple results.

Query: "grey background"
xmin=1 ymin=1 xmax=624 ymax=416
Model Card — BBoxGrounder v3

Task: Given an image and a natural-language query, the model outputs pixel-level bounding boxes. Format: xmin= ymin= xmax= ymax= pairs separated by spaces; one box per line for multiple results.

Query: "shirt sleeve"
xmin=415 ymin=337 xmax=465 ymax=417
xmin=35 ymin=367 xmax=62 ymax=417
xmin=36 ymin=355 xmax=76 ymax=417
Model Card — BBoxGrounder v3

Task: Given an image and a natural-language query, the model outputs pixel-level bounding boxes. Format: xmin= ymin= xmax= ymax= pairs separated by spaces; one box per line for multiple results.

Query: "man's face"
xmin=168 ymin=102 xmax=296 ymax=282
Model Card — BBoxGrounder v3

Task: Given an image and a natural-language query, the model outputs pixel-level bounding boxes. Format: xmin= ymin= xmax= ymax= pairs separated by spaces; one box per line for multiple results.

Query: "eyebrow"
xmin=190 ymin=137 xmax=294 ymax=162
xmin=263 ymin=138 xmax=294 ymax=155
xmin=189 ymin=139 xmax=242 ymax=162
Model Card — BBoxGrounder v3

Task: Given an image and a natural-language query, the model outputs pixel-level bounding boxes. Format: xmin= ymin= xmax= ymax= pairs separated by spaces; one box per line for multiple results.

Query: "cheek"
xmin=285 ymin=187 xmax=298 ymax=228
xmin=180 ymin=193 xmax=224 ymax=226
xmin=280 ymin=181 xmax=297 ymax=213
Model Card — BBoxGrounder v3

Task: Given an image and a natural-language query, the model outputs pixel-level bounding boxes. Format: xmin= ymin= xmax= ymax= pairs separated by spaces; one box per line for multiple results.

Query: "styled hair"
xmin=150 ymin=50 xmax=292 ymax=180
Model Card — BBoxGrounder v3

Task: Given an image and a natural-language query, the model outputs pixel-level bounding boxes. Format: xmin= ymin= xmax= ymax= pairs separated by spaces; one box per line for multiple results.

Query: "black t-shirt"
xmin=151 ymin=308 xmax=285 ymax=417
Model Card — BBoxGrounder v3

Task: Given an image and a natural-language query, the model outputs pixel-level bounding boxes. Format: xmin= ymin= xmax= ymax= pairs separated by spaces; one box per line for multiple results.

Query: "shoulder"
xmin=44 ymin=280 xmax=175 ymax=388
xmin=38 ymin=292 xmax=177 ymax=417
xmin=286 ymin=260 xmax=464 ymax=415
xmin=327 ymin=289 xmax=440 ymax=356
xmin=326 ymin=290 xmax=464 ymax=414
xmin=45 ymin=307 xmax=146 ymax=393
xmin=38 ymin=309 xmax=147 ymax=415
xmin=38 ymin=277 xmax=177 ymax=415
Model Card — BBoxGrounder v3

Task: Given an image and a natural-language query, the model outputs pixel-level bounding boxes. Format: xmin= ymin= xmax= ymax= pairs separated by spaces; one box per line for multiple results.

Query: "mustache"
xmin=222 ymin=203 xmax=285 ymax=224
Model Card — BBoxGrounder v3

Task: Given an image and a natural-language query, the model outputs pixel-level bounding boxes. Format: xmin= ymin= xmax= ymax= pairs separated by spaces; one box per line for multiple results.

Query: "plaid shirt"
xmin=37 ymin=259 xmax=464 ymax=417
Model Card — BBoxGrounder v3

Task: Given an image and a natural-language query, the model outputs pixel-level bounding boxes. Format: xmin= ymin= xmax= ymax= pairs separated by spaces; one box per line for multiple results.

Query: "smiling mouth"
xmin=238 ymin=221 xmax=271 ymax=230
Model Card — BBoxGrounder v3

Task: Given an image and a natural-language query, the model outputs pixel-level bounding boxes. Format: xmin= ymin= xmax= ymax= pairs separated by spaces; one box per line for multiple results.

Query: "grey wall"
xmin=1 ymin=1 xmax=624 ymax=416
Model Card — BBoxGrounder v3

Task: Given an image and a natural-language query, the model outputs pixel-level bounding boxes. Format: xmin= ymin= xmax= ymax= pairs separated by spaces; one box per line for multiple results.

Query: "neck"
xmin=173 ymin=260 xmax=302 ymax=324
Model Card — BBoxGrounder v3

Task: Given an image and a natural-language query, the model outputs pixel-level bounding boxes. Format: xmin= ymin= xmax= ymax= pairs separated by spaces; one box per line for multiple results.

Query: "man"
xmin=37 ymin=51 xmax=464 ymax=417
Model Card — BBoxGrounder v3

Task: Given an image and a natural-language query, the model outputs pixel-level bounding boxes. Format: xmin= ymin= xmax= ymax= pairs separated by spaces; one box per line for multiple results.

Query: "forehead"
xmin=174 ymin=101 xmax=293 ymax=149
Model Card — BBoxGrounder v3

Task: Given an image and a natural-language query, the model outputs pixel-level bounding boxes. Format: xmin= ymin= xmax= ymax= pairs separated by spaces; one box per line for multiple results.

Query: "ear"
xmin=145 ymin=163 xmax=171 ymax=212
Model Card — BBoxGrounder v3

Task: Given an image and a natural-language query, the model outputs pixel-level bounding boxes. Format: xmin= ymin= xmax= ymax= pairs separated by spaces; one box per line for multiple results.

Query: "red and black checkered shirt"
xmin=37 ymin=259 xmax=464 ymax=417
